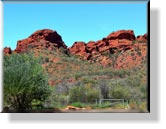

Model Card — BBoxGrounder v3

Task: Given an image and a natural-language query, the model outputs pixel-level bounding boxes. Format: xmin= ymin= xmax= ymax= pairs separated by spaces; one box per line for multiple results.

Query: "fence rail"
xmin=96 ymin=99 xmax=128 ymax=109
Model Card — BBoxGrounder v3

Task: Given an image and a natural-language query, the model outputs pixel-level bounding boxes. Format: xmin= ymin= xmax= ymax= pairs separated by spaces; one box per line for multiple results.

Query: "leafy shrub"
xmin=3 ymin=53 xmax=51 ymax=112
xmin=69 ymin=85 xmax=99 ymax=103
xmin=74 ymin=73 xmax=82 ymax=80
xmin=85 ymin=84 xmax=99 ymax=102
xmin=110 ymin=85 xmax=131 ymax=99
xmin=139 ymin=85 xmax=147 ymax=99
xmin=127 ymin=75 xmax=142 ymax=87
xmin=69 ymin=86 xmax=85 ymax=103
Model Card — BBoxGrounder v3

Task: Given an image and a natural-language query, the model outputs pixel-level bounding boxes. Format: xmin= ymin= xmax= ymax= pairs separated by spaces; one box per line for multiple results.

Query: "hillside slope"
xmin=3 ymin=29 xmax=148 ymax=112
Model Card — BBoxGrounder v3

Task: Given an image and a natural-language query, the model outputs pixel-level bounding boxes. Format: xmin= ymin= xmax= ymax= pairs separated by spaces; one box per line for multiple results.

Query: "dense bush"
xmin=110 ymin=85 xmax=131 ymax=99
xmin=3 ymin=54 xmax=51 ymax=112
xmin=69 ymin=84 xmax=99 ymax=103
xmin=69 ymin=86 xmax=85 ymax=103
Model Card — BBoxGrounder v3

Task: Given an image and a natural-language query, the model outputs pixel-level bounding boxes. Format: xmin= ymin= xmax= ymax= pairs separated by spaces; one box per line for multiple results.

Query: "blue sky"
xmin=3 ymin=2 xmax=147 ymax=49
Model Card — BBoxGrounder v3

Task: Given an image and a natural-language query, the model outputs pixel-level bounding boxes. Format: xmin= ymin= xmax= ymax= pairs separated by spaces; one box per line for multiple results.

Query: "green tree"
xmin=3 ymin=53 xmax=51 ymax=112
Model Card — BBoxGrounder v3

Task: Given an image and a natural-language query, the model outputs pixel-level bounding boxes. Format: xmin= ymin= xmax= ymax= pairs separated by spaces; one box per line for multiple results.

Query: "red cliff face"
xmin=69 ymin=30 xmax=147 ymax=68
xmin=3 ymin=47 xmax=12 ymax=55
xmin=69 ymin=30 xmax=135 ymax=59
xmin=15 ymin=29 xmax=67 ymax=53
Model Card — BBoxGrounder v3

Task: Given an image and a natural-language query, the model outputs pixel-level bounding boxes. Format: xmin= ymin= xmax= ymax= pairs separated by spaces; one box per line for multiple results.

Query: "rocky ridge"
xmin=3 ymin=29 xmax=147 ymax=69
xmin=69 ymin=30 xmax=147 ymax=68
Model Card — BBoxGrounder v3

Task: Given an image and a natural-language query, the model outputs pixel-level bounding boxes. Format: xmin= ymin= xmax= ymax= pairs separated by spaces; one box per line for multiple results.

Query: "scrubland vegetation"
xmin=3 ymin=49 xmax=148 ymax=112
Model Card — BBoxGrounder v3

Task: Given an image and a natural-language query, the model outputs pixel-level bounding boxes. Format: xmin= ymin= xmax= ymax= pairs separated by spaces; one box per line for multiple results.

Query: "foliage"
xmin=3 ymin=53 xmax=51 ymax=112
xmin=96 ymin=102 xmax=111 ymax=108
xmin=13 ymin=47 xmax=148 ymax=112
xmin=69 ymin=84 xmax=99 ymax=103
xmin=71 ymin=102 xmax=86 ymax=108
xmin=110 ymin=84 xmax=131 ymax=99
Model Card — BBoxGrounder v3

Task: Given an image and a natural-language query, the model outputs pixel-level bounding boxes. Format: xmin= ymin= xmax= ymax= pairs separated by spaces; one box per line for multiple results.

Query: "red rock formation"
xmin=4 ymin=29 xmax=147 ymax=69
xmin=69 ymin=30 xmax=147 ymax=68
xmin=3 ymin=47 xmax=12 ymax=55
xmin=69 ymin=42 xmax=87 ymax=54
xmin=136 ymin=33 xmax=147 ymax=42
xmin=69 ymin=42 xmax=91 ymax=60
xmin=86 ymin=41 xmax=98 ymax=54
xmin=69 ymin=30 xmax=135 ymax=60
xmin=15 ymin=29 xmax=67 ymax=53
xmin=107 ymin=30 xmax=136 ymax=41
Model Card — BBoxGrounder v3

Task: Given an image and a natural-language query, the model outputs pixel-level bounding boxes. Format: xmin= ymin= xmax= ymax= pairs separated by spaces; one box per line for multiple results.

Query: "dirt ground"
xmin=2 ymin=107 xmax=142 ymax=113
xmin=60 ymin=108 xmax=141 ymax=113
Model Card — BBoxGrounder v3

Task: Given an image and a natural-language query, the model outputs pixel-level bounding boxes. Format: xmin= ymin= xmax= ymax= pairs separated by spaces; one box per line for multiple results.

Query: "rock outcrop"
xmin=15 ymin=29 xmax=67 ymax=53
xmin=107 ymin=30 xmax=136 ymax=40
xmin=3 ymin=47 xmax=12 ymax=55
xmin=69 ymin=30 xmax=147 ymax=68
xmin=69 ymin=30 xmax=135 ymax=59
xmin=136 ymin=33 xmax=147 ymax=42
xmin=69 ymin=30 xmax=135 ymax=55
xmin=69 ymin=42 xmax=92 ymax=60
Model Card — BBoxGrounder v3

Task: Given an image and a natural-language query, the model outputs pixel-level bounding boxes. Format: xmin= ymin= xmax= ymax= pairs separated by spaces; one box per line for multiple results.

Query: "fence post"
xmin=96 ymin=99 xmax=98 ymax=105
xmin=99 ymin=99 xmax=102 ymax=105
xmin=123 ymin=99 xmax=125 ymax=109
